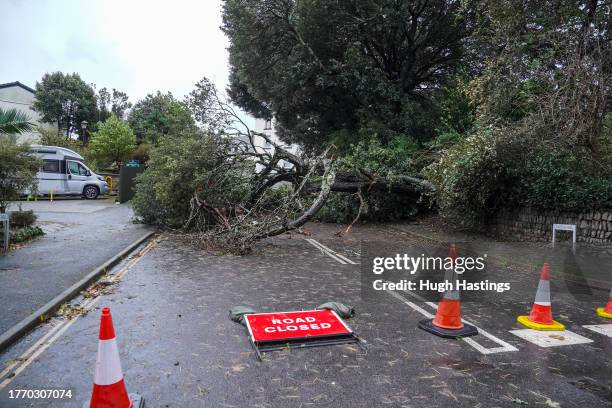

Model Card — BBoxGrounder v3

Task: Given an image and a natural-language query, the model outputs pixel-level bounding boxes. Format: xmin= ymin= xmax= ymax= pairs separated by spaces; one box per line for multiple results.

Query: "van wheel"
xmin=83 ymin=185 xmax=99 ymax=199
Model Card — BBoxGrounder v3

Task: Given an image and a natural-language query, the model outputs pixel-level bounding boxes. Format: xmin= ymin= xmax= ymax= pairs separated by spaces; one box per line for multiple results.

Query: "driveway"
xmin=0 ymin=198 xmax=151 ymax=336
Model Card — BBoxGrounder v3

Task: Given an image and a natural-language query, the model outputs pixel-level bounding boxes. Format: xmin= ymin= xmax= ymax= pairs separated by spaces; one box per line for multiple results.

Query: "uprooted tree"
xmin=132 ymin=79 xmax=435 ymax=253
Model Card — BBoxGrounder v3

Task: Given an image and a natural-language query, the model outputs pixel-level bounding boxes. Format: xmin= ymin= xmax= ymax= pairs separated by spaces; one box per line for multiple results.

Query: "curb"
xmin=0 ymin=230 xmax=155 ymax=353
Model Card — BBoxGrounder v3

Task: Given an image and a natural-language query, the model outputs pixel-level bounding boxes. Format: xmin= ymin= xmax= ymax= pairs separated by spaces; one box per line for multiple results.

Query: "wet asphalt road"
xmin=0 ymin=198 xmax=150 ymax=335
xmin=0 ymin=225 xmax=610 ymax=407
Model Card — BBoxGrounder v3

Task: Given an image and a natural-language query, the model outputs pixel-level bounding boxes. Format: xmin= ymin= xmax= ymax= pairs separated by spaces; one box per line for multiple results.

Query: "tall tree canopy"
xmin=96 ymin=87 xmax=132 ymax=122
xmin=128 ymin=91 xmax=195 ymax=144
xmin=222 ymin=0 xmax=478 ymax=149
xmin=33 ymin=72 xmax=98 ymax=138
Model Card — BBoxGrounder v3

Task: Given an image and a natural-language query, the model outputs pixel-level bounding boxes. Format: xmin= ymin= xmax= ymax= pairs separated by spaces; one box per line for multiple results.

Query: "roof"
xmin=0 ymin=81 xmax=36 ymax=94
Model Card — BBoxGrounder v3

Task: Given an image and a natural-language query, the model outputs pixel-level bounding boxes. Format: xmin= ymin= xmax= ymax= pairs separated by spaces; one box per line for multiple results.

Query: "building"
xmin=0 ymin=81 xmax=53 ymax=143
xmin=253 ymin=118 xmax=300 ymax=171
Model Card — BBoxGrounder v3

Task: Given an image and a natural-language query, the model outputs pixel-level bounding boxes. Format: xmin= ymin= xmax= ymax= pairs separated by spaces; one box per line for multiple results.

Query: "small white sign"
xmin=509 ymin=329 xmax=593 ymax=347
xmin=0 ymin=214 xmax=8 ymax=221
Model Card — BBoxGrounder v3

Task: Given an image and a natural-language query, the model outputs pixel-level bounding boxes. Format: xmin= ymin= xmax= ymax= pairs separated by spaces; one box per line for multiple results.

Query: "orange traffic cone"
xmin=84 ymin=307 xmax=144 ymax=408
xmin=517 ymin=263 xmax=565 ymax=330
xmin=596 ymin=289 xmax=612 ymax=318
xmin=418 ymin=244 xmax=478 ymax=339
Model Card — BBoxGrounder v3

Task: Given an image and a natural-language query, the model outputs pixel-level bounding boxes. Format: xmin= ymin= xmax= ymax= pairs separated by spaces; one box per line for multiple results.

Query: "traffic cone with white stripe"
xmin=517 ymin=263 xmax=565 ymax=330
xmin=596 ymin=289 xmax=612 ymax=319
xmin=418 ymin=244 xmax=478 ymax=339
xmin=84 ymin=307 xmax=144 ymax=408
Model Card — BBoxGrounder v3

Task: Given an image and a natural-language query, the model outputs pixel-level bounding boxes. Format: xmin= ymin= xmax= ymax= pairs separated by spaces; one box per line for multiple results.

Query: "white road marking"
xmin=306 ymin=239 xmax=358 ymax=264
xmin=582 ymin=324 xmax=612 ymax=338
xmin=509 ymin=329 xmax=593 ymax=347
xmin=0 ymin=236 xmax=161 ymax=390
xmin=306 ymin=239 xmax=347 ymax=264
xmin=386 ymin=287 xmax=518 ymax=354
xmin=306 ymin=238 xmax=518 ymax=354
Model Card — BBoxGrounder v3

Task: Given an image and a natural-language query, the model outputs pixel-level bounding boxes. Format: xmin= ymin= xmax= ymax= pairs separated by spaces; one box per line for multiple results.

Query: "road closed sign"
xmin=244 ymin=309 xmax=353 ymax=344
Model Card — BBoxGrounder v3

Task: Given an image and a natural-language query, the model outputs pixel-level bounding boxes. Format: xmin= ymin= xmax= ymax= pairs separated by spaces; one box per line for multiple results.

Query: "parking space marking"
xmin=386 ymin=288 xmax=518 ymax=354
xmin=583 ymin=324 xmax=612 ymax=338
xmin=0 ymin=235 xmax=161 ymax=391
xmin=509 ymin=329 xmax=593 ymax=347
xmin=305 ymin=239 xmax=358 ymax=265
xmin=303 ymin=239 xmax=519 ymax=355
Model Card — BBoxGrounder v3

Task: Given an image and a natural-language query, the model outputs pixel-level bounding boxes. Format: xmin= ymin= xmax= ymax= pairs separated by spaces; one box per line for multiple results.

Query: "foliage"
xmin=131 ymin=143 xmax=152 ymax=164
xmin=0 ymin=108 xmax=35 ymax=136
xmin=222 ymin=0 xmax=479 ymax=150
xmin=427 ymin=0 xmax=611 ymax=223
xmin=128 ymin=92 xmax=195 ymax=144
xmin=0 ymin=139 xmax=41 ymax=213
xmin=89 ymin=115 xmax=137 ymax=168
xmin=10 ymin=226 xmax=44 ymax=244
xmin=132 ymin=130 xmax=253 ymax=229
xmin=38 ymin=127 xmax=84 ymax=152
xmin=518 ymin=147 xmax=612 ymax=211
xmin=318 ymin=135 xmax=425 ymax=223
xmin=9 ymin=210 xmax=37 ymax=227
xmin=33 ymin=72 xmax=97 ymax=138
xmin=428 ymin=130 xmax=612 ymax=225
xmin=96 ymin=87 xmax=132 ymax=121
xmin=426 ymin=129 xmax=518 ymax=224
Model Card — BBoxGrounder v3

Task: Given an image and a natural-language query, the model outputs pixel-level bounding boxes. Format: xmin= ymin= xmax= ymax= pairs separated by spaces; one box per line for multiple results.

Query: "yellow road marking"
xmin=0 ymin=234 xmax=161 ymax=390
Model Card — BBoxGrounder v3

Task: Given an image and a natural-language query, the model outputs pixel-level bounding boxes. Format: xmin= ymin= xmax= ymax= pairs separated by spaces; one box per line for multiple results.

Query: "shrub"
xmin=427 ymin=128 xmax=612 ymax=225
xmin=314 ymin=135 xmax=423 ymax=224
xmin=132 ymin=130 xmax=253 ymax=229
xmin=519 ymin=148 xmax=612 ymax=211
xmin=0 ymin=139 xmax=41 ymax=213
xmin=10 ymin=226 xmax=44 ymax=244
xmin=10 ymin=210 xmax=37 ymax=227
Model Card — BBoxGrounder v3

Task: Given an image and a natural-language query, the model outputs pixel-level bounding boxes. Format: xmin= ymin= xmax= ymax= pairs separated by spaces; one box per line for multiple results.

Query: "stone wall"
xmin=486 ymin=208 xmax=612 ymax=244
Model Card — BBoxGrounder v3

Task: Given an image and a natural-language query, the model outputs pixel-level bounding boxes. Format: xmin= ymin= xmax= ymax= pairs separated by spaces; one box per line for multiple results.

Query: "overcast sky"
xmin=1 ymin=0 xmax=231 ymax=106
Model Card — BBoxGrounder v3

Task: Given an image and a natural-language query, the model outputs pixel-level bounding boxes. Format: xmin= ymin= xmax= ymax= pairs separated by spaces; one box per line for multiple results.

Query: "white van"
xmin=29 ymin=145 xmax=110 ymax=199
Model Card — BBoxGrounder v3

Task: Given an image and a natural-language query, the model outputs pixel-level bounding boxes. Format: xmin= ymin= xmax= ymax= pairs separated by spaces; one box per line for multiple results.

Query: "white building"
xmin=253 ymin=118 xmax=300 ymax=171
xmin=0 ymin=81 xmax=53 ymax=143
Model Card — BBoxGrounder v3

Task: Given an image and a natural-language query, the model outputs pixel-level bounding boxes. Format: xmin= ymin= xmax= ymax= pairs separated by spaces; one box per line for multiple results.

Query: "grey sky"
xmin=1 ymin=0 xmax=231 ymax=105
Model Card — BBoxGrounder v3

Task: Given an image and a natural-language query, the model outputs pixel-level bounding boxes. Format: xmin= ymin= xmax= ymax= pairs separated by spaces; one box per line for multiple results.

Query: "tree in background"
xmin=0 ymin=139 xmax=40 ymax=213
xmin=89 ymin=115 xmax=136 ymax=169
xmin=96 ymin=87 xmax=132 ymax=121
xmin=222 ymin=0 xmax=479 ymax=149
xmin=32 ymin=72 xmax=97 ymax=139
xmin=428 ymin=0 xmax=611 ymax=223
xmin=128 ymin=91 xmax=194 ymax=144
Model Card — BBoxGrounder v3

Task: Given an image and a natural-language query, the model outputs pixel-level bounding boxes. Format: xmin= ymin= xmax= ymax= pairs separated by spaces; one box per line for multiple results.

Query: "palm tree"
xmin=0 ymin=108 xmax=35 ymax=135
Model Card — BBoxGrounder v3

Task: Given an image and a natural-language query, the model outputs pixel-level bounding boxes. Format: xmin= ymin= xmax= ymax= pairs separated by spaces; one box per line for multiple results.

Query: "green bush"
xmin=315 ymin=191 xmax=420 ymax=224
xmin=427 ymin=128 xmax=612 ymax=225
xmin=132 ymin=130 xmax=254 ymax=229
xmin=315 ymin=135 xmax=423 ymax=224
xmin=10 ymin=210 xmax=37 ymax=227
xmin=10 ymin=226 xmax=44 ymax=244
xmin=519 ymin=148 xmax=612 ymax=211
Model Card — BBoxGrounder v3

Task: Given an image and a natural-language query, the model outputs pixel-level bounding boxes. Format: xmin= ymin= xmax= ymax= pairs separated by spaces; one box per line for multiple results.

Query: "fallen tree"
xmin=133 ymin=78 xmax=436 ymax=253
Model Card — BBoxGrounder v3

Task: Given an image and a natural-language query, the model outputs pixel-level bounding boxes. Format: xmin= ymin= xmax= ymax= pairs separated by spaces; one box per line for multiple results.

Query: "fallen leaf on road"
xmin=548 ymin=334 xmax=565 ymax=341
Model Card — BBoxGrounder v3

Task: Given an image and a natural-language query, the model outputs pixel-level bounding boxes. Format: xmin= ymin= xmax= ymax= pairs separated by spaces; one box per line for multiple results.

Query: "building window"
xmin=42 ymin=159 xmax=60 ymax=173
xmin=264 ymin=119 xmax=272 ymax=130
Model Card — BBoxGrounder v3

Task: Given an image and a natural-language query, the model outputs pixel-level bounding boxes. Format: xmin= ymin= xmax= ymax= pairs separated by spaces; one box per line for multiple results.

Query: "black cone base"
xmin=418 ymin=319 xmax=478 ymax=339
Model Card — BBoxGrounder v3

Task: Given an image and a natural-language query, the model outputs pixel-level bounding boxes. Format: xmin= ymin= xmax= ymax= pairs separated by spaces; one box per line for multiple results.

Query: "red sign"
xmin=244 ymin=310 xmax=352 ymax=343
